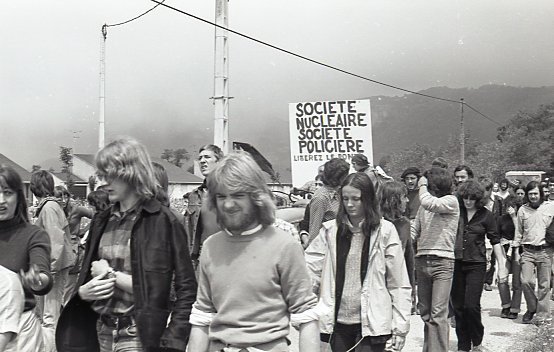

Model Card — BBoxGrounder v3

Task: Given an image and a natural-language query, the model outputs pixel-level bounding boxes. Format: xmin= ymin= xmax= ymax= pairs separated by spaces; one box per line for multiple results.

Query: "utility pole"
xmin=71 ymin=130 xmax=82 ymax=154
xmin=99 ymin=25 xmax=107 ymax=150
xmin=70 ymin=130 xmax=82 ymax=187
xmin=460 ymin=98 xmax=465 ymax=164
xmin=212 ymin=0 xmax=230 ymax=154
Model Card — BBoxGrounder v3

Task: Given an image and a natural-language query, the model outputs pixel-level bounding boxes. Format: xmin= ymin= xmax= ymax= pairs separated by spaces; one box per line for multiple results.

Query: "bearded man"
xmin=187 ymin=152 xmax=320 ymax=352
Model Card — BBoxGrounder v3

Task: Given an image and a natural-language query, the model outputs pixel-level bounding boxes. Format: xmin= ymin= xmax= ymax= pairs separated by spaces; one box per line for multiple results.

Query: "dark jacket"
xmin=56 ymin=198 xmax=197 ymax=352
xmin=405 ymin=188 xmax=421 ymax=220
xmin=183 ymin=184 xmax=204 ymax=258
xmin=458 ymin=207 xmax=500 ymax=263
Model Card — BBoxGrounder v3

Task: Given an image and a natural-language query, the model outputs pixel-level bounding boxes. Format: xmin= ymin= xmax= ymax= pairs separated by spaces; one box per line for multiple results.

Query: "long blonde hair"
xmin=95 ymin=136 xmax=158 ymax=199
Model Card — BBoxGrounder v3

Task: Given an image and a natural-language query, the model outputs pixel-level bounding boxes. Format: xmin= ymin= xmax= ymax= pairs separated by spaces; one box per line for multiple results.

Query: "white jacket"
xmin=305 ymin=219 xmax=412 ymax=337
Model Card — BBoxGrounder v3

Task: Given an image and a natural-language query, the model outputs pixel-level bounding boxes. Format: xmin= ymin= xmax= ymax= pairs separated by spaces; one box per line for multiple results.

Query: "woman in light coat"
xmin=305 ymin=172 xmax=412 ymax=352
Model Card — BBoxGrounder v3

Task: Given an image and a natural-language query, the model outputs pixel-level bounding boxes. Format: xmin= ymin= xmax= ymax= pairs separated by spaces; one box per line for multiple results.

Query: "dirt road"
xmin=288 ymin=285 xmax=540 ymax=351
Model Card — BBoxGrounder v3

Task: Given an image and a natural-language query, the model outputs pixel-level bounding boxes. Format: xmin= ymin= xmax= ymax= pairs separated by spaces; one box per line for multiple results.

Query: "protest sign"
xmin=288 ymin=99 xmax=373 ymax=187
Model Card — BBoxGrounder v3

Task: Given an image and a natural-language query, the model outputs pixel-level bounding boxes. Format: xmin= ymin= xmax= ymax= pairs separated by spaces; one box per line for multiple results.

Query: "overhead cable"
xmin=106 ymin=0 xmax=166 ymax=28
xmin=464 ymin=103 xmax=502 ymax=126
xmin=151 ymin=0 xmax=501 ymax=126
xmin=151 ymin=0 xmax=459 ymax=104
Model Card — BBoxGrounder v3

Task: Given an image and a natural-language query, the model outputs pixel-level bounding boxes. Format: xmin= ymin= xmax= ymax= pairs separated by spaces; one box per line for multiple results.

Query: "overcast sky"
xmin=1 ymin=0 xmax=553 ymax=172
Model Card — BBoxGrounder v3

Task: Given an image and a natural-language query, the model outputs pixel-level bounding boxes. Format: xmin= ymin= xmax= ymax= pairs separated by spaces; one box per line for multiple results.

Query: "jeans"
xmin=36 ymin=268 xmax=69 ymax=352
xmin=415 ymin=256 xmax=454 ymax=352
xmin=497 ymin=245 xmax=522 ymax=313
xmin=96 ymin=319 xmax=143 ymax=352
xmin=520 ymin=247 xmax=553 ymax=320
xmin=451 ymin=261 xmax=486 ymax=351
xmin=330 ymin=323 xmax=386 ymax=352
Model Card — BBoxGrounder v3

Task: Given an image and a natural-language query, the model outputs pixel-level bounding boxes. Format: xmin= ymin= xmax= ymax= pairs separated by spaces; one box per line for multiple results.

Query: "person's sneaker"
xmin=522 ymin=310 xmax=535 ymax=324
xmin=508 ymin=312 xmax=518 ymax=320
xmin=472 ymin=345 xmax=491 ymax=352
xmin=483 ymin=283 xmax=492 ymax=291
xmin=501 ymin=308 xmax=510 ymax=318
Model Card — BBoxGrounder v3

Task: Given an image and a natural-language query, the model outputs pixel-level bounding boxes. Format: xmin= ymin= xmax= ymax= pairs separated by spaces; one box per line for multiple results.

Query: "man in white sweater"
xmin=187 ymin=151 xmax=320 ymax=352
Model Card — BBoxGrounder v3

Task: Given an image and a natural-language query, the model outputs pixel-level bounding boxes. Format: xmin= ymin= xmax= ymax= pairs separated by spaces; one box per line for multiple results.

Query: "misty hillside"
xmin=255 ymin=85 xmax=554 ymax=184
xmin=371 ymin=85 xmax=554 ymax=160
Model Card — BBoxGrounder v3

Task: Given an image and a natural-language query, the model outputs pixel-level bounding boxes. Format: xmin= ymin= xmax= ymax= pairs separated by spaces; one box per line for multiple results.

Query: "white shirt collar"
xmin=224 ymin=224 xmax=263 ymax=236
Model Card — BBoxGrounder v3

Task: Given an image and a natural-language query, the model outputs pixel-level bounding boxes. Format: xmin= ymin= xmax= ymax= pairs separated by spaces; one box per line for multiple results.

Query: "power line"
xmin=151 ymin=0 xmax=502 ymax=126
xmin=464 ymin=103 xmax=502 ymax=126
xmin=150 ymin=0 xmax=459 ymax=104
xmin=106 ymin=0 xmax=166 ymax=28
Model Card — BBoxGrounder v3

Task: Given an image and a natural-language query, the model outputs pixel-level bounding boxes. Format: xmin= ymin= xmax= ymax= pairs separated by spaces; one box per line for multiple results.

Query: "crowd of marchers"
xmin=0 ymin=137 xmax=553 ymax=352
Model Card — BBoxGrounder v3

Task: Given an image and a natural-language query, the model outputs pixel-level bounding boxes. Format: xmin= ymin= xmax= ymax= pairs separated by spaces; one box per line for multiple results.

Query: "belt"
xmin=100 ymin=315 xmax=135 ymax=329
xmin=523 ymin=244 xmax=551 ymax=251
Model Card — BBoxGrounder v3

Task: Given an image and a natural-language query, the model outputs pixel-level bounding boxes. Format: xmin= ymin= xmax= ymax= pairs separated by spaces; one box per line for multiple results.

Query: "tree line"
xmin=381 ymin=103 xmax=554 ymax=181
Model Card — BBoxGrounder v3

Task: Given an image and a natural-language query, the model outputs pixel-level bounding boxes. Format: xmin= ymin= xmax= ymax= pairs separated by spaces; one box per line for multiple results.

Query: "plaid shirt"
xmin=91 ymin=203 xmax=139 ymax=316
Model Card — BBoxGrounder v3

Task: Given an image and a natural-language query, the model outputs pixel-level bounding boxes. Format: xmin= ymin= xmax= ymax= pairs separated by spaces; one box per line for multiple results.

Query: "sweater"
xmin=192 ymin=225 xmax=317 ymax=348
xmin=413 ymin=190 xmax=460 ymax=259
xmin=0 ymin=218 xmax=52 ymax=311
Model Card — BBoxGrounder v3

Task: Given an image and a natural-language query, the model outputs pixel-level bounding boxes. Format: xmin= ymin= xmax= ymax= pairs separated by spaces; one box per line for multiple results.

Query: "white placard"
xmin=288 ymin=99 xmax=373 ymax=187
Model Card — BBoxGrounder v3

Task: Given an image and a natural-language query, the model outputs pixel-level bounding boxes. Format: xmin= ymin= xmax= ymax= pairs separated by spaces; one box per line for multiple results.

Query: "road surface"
xmin=288 ymin=285 xmax=540 ymax=351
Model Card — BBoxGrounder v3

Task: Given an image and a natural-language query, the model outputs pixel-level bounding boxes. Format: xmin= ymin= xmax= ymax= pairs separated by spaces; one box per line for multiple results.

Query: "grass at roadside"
xmin=519 ymin=320 xmax=554 ymax=352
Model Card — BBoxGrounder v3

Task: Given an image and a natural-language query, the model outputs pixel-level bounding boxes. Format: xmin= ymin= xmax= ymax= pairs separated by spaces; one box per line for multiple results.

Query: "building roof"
xmin=73 ymin=153 xmax=95 ymax=166
xmin=151 ymin=158 xmax=203 ymax=184
xmin=43 ymin=153 xmax=202 ymax=185
xmin=51 ymin=172 xmax=86 ymax=183
xmin=0 ymin=153 xmax=33 ymax=182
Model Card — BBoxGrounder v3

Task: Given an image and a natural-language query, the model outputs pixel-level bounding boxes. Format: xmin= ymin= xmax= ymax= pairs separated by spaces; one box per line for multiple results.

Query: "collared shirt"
xmin=224 ymin=224 xmax=262 ymax=237
xmin=459 ymin=207 xmax=500 ymax=262
xmin=308 ymin=185 xmax=340 ymax=243
xmin=91 ymin=202 xmax=140 ymax=316
xmin=513 ymin=201 xmax=554 ymax=247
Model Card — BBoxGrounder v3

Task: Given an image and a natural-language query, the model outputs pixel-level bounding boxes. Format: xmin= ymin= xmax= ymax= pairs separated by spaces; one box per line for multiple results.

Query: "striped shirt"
xmin=91 ymin=203 xmax=139 ymax=316
xmin=308 ymin=185 xmax=340 ymax=243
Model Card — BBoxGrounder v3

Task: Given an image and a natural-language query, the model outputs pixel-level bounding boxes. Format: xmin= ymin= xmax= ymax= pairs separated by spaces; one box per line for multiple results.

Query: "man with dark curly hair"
xmin=306 ymin=158 xmax=350 ymax=245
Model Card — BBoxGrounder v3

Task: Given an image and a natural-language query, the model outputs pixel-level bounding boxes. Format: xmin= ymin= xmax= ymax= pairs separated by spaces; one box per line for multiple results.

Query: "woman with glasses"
xmin=452 ymin=180 xmax=503 ymax=352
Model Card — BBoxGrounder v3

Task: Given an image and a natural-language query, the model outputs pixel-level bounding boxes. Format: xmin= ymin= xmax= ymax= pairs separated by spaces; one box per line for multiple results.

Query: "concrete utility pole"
xmin=212 ymin=0 xmax=230 ymax=154
xmin=99 ymin=25 xmax=107 ymax=149
xmin=460 ymin=98 xmax=465 ymax=164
